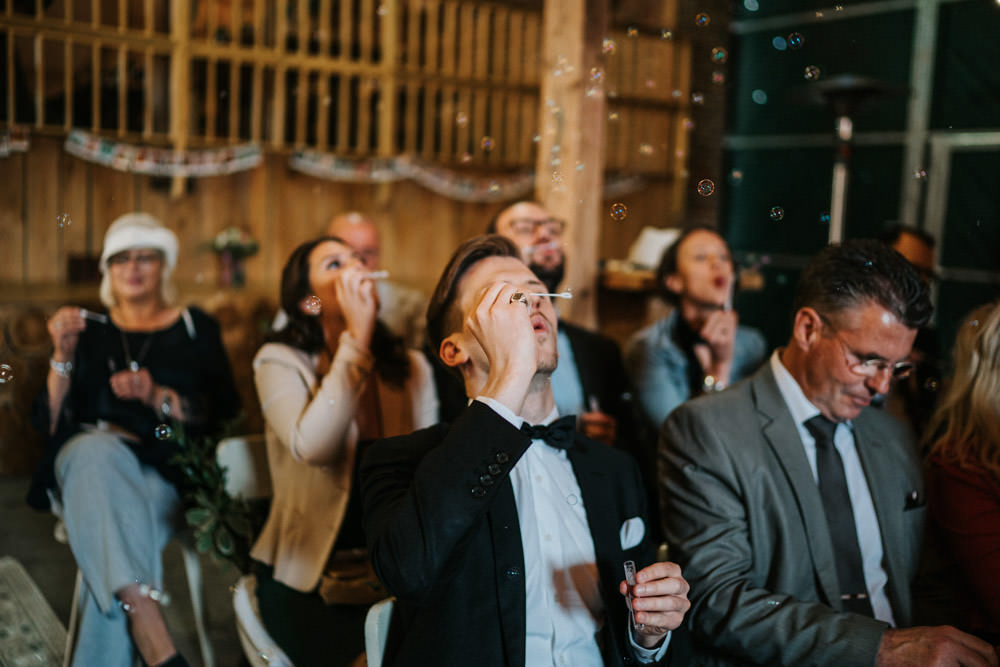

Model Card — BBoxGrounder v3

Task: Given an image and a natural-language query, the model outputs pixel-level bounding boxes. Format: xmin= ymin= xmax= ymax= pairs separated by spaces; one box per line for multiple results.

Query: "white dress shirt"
xmin=477 ymin=397 xmax=669 ymax=665
xmin=769 ymin=352 xmax=896 ymax=625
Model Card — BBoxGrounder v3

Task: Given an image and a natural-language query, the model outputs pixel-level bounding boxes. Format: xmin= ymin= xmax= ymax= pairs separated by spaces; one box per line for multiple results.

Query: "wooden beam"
xmin=535 ymin=0 xmax=607 ymax=328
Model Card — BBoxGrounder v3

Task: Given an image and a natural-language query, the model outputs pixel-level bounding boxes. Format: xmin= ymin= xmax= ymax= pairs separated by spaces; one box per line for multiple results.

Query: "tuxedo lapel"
xmin=487 ymin=478 xmax=526 ymax=667
xmin=751 ymin=366 xmax=841 ymax=608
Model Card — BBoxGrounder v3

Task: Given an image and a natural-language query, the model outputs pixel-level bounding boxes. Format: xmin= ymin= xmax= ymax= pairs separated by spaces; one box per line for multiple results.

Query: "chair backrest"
xmin=364 ymin=597 xmax=395 ymax=667
xmin=216 ymin=435 xmax=271 ymax=500
xmin=232 ymin=574 xmax=294 ymax=667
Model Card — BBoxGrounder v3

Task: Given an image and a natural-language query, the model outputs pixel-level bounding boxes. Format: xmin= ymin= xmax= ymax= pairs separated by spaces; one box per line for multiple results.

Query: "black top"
xmin=28 ymin=306 xmax=241 ymax=510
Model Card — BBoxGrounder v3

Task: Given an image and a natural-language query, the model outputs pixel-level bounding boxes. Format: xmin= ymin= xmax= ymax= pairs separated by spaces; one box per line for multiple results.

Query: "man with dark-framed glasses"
xmin=486 ymin=200 xmax=635 ymax=451
xmin=659 ymin=239 xmax=998 ymax=666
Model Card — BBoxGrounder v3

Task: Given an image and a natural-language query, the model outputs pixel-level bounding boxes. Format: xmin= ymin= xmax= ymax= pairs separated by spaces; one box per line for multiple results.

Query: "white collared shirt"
xmin=476 ymin=397 xmax=669 ymax=665
xmin=769 ymin=352 xmax=896 ymax=625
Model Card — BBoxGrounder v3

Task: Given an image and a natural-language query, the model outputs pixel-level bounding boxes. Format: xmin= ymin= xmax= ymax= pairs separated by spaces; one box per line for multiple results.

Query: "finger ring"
xmin=509 ymin=292 xmax=527 ymax=305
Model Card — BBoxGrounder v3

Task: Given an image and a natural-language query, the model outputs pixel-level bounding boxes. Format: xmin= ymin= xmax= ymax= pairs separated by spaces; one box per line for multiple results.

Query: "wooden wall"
xmin=0 ymin=135 xmax=673 ymax=303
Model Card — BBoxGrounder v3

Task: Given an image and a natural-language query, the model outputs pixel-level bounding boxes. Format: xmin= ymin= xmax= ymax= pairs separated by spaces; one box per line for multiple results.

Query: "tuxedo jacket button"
xmin=487 ymin=463 xmax=502 ymax=475
xmin=505 ymin=566 xmax=521 ymax=579
xmin=495 ymin=451 xmax=510 ymax=464
xmin=479 ymin=473 xmax=494 ymax=486
xmin=471 ymin=486 xmax=486 ymax=497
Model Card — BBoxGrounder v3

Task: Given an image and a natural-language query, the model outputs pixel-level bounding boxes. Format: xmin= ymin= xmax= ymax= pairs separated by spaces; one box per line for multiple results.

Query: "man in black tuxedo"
xmin=361 ymin=235 xmax=690 ymax=667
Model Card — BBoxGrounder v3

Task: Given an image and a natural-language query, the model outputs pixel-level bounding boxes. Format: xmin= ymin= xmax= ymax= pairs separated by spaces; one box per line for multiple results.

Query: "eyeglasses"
xmin=506 ymin=217 xmax=566 ymax=237
xmin=107 ymin=250 xmax=163 ymax=267
xmin=819 ymin=314 xmax=914 ymax=381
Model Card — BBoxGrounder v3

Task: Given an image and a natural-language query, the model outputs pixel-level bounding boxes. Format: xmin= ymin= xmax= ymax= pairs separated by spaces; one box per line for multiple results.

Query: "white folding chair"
xmin=231 ymin=574 xmax=293 ymax=667
xmin=216 ymin=435 xmax=291 ymax=666
xmin=364 ymin=597 xmax=395 ymax=667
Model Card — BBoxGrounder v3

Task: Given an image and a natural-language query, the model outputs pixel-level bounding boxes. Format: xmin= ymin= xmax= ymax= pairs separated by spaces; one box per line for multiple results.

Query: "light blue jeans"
xmin=54 ymin=431 xmax=182 ymax=667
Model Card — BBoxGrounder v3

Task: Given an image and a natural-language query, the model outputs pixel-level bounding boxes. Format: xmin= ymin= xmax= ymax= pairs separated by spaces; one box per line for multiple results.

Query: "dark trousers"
xmin=255 ymin=565 xmax=369 ymax=667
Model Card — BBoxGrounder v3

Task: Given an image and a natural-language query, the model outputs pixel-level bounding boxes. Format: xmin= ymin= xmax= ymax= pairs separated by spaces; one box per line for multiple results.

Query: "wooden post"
xmin=535 ymin=0 xmax=607 ymax=328
xmin=169 ymin=0 xmax=191 ymax=198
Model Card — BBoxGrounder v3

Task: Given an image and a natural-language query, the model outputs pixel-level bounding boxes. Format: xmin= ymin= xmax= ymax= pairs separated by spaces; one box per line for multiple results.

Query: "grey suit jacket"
xmin=659 ymin=362 xmax=925 ymax=666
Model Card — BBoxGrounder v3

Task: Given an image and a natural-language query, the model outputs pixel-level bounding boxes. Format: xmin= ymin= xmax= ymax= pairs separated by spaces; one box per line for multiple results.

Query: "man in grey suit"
xmin=660 ymin=239 xmax=998 ymax=666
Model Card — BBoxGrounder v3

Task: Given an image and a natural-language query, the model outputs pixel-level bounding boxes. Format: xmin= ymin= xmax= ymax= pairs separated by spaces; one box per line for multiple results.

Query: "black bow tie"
xmin=520 ymin=415 xmax=577 ymax=450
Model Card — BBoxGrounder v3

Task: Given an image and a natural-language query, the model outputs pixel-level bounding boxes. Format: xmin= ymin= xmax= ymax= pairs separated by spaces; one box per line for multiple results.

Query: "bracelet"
xmin=50 ymin=358 xmax=73 ymax=378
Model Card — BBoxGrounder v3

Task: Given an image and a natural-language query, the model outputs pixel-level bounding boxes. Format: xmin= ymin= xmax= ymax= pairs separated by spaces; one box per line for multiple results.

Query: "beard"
xmin=529 ymin=261 xmax=565 ymax=294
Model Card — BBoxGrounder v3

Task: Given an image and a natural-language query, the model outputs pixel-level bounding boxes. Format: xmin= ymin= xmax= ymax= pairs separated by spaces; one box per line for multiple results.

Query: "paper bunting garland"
xmin=289 ymin=150 xmax=646 ymax=203
xmin=64 ymin=130 xmax=261 ymax=177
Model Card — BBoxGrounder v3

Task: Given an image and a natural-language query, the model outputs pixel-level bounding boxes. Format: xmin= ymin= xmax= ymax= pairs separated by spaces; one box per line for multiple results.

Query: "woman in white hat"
xmin=29 ymin=212 xmax=241 ymax=667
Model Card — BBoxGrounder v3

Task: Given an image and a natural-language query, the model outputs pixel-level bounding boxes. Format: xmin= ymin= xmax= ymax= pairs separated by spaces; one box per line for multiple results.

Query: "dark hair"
xmin=654 ymin=225 xmax=730 ymax=305
xmin=426 ymin=234 xmax=522 ymax=354
xmin=485 ymin=199 xmax=545 ymax=234
xmin=266 ymin=235 xmax=411 ymax=387
xmin=877 ymin=223 xmax=936 ymax=249
xmin=793 ymin=239 xmax=933 ymax=329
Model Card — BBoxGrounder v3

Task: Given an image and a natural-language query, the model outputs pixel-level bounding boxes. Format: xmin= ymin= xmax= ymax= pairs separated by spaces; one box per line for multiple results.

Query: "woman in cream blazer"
xmin=251 ymin=235 xmax=437 ymax=667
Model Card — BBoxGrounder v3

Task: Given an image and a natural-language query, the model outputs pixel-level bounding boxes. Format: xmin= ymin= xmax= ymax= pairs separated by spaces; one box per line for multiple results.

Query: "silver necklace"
xmin=120 ymin=327 xmax=155 ymax=371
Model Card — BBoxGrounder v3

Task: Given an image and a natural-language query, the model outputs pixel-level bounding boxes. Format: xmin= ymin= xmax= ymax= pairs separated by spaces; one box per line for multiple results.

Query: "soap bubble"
xmin=590 ymin=67 xmax=604 ymax=82
xmin=455 ymin=111 xmax=468 ymax=127
xmin=788 ymin=32 xmax=804 ymax=49
xmin=697 ymin=179 xmax=716 ymax=197
xmin=460 ymin=152 xmax=472 ymax=163
xmin=684 ymin=118 xmax=695 ymax=130
xmin=691 ymin=92 xmax=705 ymax=105
xmin=819 ymin=212 xmax=831 ymax=224
xmin=913 ymin=168 xmax=927 ymax=179
xmin=923 ymin=378 xmax=939 ymax=392
xmin=489 ymin=182 xmax=501 ymax=193
xmin=711 ymin=47 xmax=728 ymax=64
xmin=638 ymin=143 xmax=654 ymax=156
xmin=769 ymin=206 xmax=785 ymax=221
xmin=712 ymin=71 xmax=726 ymax=84
xmin=602 ymin=38 xmax=617 ymax=55
xmin=376 ymin=4 xmax=387 ymax=16
xmin=835 ymin=4 xmax=844 ymax=11
xmin=57 ymin=213 xmax=72 ymax=229
xmin=695 ymin=13 xmax=711 ymax=27
xmin=752 ymin=89 xmax=768 ymax=104
xmin=609 ymin=203 xmax=628 ymax=221
xmin=627 ymin=26 xmax=638 ymax=38
xmin=607 ymin=110 xmax=619 ymax=121
xmin=804 ymin=65 xmax=821 ymax=80
xmin=0 ymin=364 xmax=13 ymax=383
xmin=154 ymin=424 xmax=173 ymax=440
xmin=302 ymin=295 xmax=322 ymax=315
xmin=744 ymin=0 xmax=759 ymax=10
xmin=661 ymin=29 xmax=673 ymax=40
xmin=729 ymin=169 xmax=744 ymax=185
xmin=481 ymin=136 xmax=495 ymax=152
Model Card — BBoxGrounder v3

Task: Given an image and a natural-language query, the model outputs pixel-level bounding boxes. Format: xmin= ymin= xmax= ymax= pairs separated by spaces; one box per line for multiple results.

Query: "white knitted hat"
xmin=99 ymin=212 xmax=179 ymax=273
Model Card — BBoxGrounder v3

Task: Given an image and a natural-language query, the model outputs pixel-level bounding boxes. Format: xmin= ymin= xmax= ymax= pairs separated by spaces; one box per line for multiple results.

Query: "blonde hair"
xmin=926 ymin=301 xmax=1000 ymax=477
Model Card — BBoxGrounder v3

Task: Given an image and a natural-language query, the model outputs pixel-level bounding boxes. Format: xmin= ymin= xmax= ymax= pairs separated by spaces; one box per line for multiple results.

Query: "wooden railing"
xmin=2 ymin=0 xmax=689 ymax=172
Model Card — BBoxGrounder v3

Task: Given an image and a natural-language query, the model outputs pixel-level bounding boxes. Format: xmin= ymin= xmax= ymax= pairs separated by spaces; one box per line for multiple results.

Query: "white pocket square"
xmin=619 ymin=516 xmax=645 ymax=551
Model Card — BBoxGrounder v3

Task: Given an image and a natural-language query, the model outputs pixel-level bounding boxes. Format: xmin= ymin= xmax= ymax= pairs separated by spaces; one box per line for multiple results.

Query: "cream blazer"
xmin=249 ymin=333 xmax=438 ymax=592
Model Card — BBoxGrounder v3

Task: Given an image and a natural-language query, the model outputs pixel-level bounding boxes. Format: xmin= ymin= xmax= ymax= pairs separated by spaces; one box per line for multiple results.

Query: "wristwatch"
xmin=159 ymin=389 xmax=172 ymax=419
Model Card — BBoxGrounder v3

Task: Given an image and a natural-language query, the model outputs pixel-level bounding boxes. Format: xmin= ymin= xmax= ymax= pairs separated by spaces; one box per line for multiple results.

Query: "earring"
xmin=302 ymin=295 xmax=322 ymax=316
